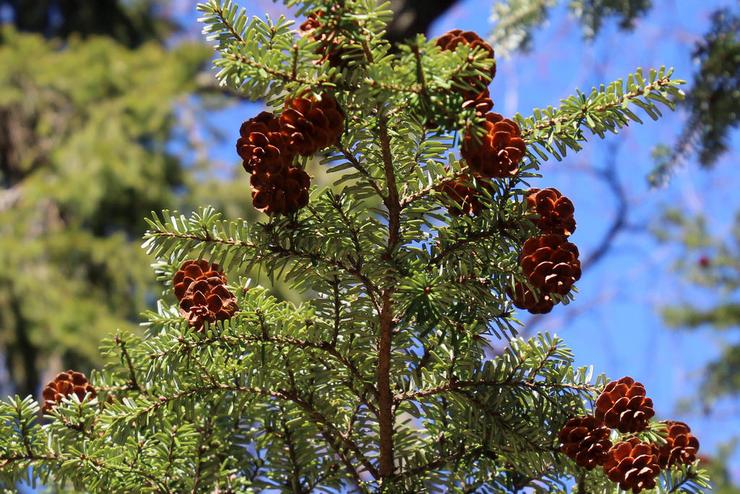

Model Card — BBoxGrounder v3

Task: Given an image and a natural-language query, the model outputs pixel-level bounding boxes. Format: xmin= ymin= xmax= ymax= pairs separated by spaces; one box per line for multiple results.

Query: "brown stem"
xmin=377 ymin=292 xmax=395 ymax=479
xmin=115 ymin=335 xmax=141 ymax=392
xmin=376 ymin=110 xmax=399 ymax=480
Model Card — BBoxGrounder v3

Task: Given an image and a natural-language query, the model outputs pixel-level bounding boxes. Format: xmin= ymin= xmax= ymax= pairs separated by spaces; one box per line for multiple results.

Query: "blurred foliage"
xmin=650 ymin=8 xmax=739 ymax=186
xmin=0 ymin=26 xmax=214 ymax=397
xmin=0 ymin=0 xmax=175 ymax=47
xmin=700 ymin=440 xmax=740 ymax=494
xmin=654 ymin=209 xmax=739 ymax=403
xmin=687 ymin=8 xmax=740 ymax=167
xmin=490 ymin=0 xmax=651 ymax=56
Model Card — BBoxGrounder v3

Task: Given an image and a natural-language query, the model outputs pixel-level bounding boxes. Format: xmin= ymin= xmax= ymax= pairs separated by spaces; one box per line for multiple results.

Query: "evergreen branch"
xmin=366 ymin=78 xmax=423 ymax=94
xmin=396 ymin=378 xmax=598 ymax=402
xmin=127 ymin=383 xmax=378 ymax=480
xmin=114 ymin=335 xmax=141 ymax=393
xmin=220 ymin=51 xmax=332 ymax=88
xmin=429 ymin=220 xmax=519 ymax=265
xmin=668 ymin=468 xmax=698 ymax=493
xmin=490 ymin=0 xmax=556 ymax=55
xmin=144 ymin=228 xmax=376 ymax=295
xmin=146 ymin=331 xmax=379 ymax=416
xmin=399 ymin=170 xmax=467 ymax=209
xmin=518 ymin=67 xmax=685 ymax=161
xmin=0 ymin=452 xmax=167 ymax=491
xmin=338 ymin=145 xmax=386 ymax=199
xmin=207 ymin=1 xmax=245 ymax=44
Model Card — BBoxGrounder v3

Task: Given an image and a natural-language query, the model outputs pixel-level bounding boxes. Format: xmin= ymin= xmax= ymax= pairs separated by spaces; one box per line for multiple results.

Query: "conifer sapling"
xmin=0 ymin=1 xmax=709 ymax=492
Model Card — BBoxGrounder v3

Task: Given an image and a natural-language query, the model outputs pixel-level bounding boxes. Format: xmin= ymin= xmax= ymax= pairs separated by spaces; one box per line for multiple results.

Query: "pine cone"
xmin=280 ymin=93 xmax=344 ymax=156
xmin=299 ymin=10 xmax=356 ymax=68
xmin=509 ymin=282 xmax=555 ymax=314
xmin=595 ymin=376 xmax=655 ymax=433
xmin=603 ymin=438 xmax=661 ymax=493
xmin=656 ymin=421 xmax=700 ymax=468
xmin=177 ymin=260 xmax=238 ymax=330
xmin=251 ymin=165 xmax=311 ymax=215
xmin=526 ymin=188 xmax=576 ymax=236
xmin=519 ymin=234 xmax=581 ymax=295
xmin=437 ymin=175 xmax=491 ymax=216
xmin=559 ymin=416 xmax=612 ymax=470
xmin=461 ymin=113 xmax=526 ymax=178
xmin=236 ymin=112 xmax=294 ymax=174
xmin=462 ymin=89 xmax=494 ymax=116
xmin=435 ymin=29 xmax=496 ymax=90
xmin=173 ymin=260 xmax=226 ymax=301
xmin=42 ymin=370 xmax=96 ymax=412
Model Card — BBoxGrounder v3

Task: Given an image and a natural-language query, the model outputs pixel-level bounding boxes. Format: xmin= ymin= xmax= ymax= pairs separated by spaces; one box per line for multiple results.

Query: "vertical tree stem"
xmin=378 ymin=292 xmax=395 ymax=479
xmin=377 ymin=110 xmax=399 ymax=479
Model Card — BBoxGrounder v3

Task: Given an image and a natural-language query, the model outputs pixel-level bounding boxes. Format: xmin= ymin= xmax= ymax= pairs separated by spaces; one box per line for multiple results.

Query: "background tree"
xmin=0 ymin=0 xmax=234 ymax=399
xmin=0 ymin=0 xmax=173 ymax=46
xmin=654 ymin=210 xmax=739 ymax=407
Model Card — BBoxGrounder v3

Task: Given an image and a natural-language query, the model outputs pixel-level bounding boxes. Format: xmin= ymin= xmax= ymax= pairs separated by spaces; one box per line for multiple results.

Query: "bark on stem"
xmin=378 ymin=292 xmax=395 ymax=478
xmin=377 ymin=110 xmax=399 ymax=479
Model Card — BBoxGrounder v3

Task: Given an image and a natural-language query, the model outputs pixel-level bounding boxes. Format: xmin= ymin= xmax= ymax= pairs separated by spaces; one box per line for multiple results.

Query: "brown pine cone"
xmin=595 ymin=376 xmax=655 ymax=433
xmin=299 ymin=10 xmax=356 ymax=68
xmin=236 ymin=112 xmax=293 ymax=174
xmin=519 ymin=234 xmax=581 ymax=296
xmin=657 ymin=421 xmax=700 ymax=468
xmin=177 ymin=261 xmax=238 ymax=331
xmin=280 ymin=93 xmax=344 ymax=156
xmin=559 ymin=416 xmax=612 ymax=469
xmin=603 ymin=438 xmax=661 ymax=493
xmin=509 ymin=282 xmax=555 ymax=314
xmin=251 ymin=165 xmax=311 ymax=215
xmin=526 ymin=188 xmax=576 ymax=236
xmin=437 ymin=175 xmax=491 ymax=216
xmin=461 ymin=113 xmax=526 ymax=178
xmin=173 ymin=260 xmax=226 ymax=301
xmin=435 ymin=29 xmax=496 ymax=91
xmin=42 ymin=370 xmax=96 ymax=412
xmin=462 ymin=89 xmax=494 ymax=116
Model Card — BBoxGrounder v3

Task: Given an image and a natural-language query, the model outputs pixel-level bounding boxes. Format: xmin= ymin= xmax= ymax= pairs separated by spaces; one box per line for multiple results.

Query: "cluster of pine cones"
xmin=173 ymin=260 xmax=239 ymax=331
xmin=299 ymin=5 xmax=359 ymax=69
xmin=432 ymin=30 xmax=527 ymax=217
xmin=41 ymin=370 xmax=96 ymax=413
xmin=431 ymin=30 xmax=581 ymax=316
xmin=236 ymin=94 xmax=344 ymax=215
xmin=559 ymin=376 xmax=700 ymax=493
xmin=511 ymin=188 xmax=580 ymax=314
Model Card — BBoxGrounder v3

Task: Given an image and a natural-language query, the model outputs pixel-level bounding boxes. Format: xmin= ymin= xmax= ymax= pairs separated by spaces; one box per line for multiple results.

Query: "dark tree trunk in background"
xmin=0 ymin=0 xmax=170 ymax=47
xmin=386 ymin=0 xmax=460 ymax=44
xmin=9 ymin=295 xmax=38 ymax=399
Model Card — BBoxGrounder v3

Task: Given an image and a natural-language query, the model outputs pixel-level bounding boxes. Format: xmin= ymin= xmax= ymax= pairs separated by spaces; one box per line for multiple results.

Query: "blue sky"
xmin=184 ymin=0 xmax=740 ymax=482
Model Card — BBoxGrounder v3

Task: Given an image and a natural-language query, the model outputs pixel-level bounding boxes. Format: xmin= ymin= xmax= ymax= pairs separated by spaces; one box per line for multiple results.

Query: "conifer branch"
xmin=339 ymin=145 xmax=386 ymax=199
xmin=395 ymin=378 xmax=597 ymax=402
xmin=518 ymin=67 xmax=684 ymax=161
xmin=144 ymin=228 xmax=377 ymax=296
xmin=115 ymin=335 xmax=141 ymax=392
xmin=147 ymin=332 xmax=379 ymax=416
xmin=0 ymin=452 xmax=167 ymax=491
xmin=429 ymin=220 xmax=519 ymax=265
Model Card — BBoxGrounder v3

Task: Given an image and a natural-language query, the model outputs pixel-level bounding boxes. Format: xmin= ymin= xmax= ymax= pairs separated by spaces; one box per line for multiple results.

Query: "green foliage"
xmin=491 ymin=0 xmax=651 ymax=56
xmin=650 ymin=8 xmax=739 ymax=186
xmin=654 ymin=210 xmax=740 ymax=403
xmin=3 ymin=0 xmax=174 ymax=47
xmin=0 ymin=0 xmax=708 ymax=491
xmin=0 ymin=27 xmax=212 ymax=395
xmin=516 ymin=66 xmax=684 ymax=163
